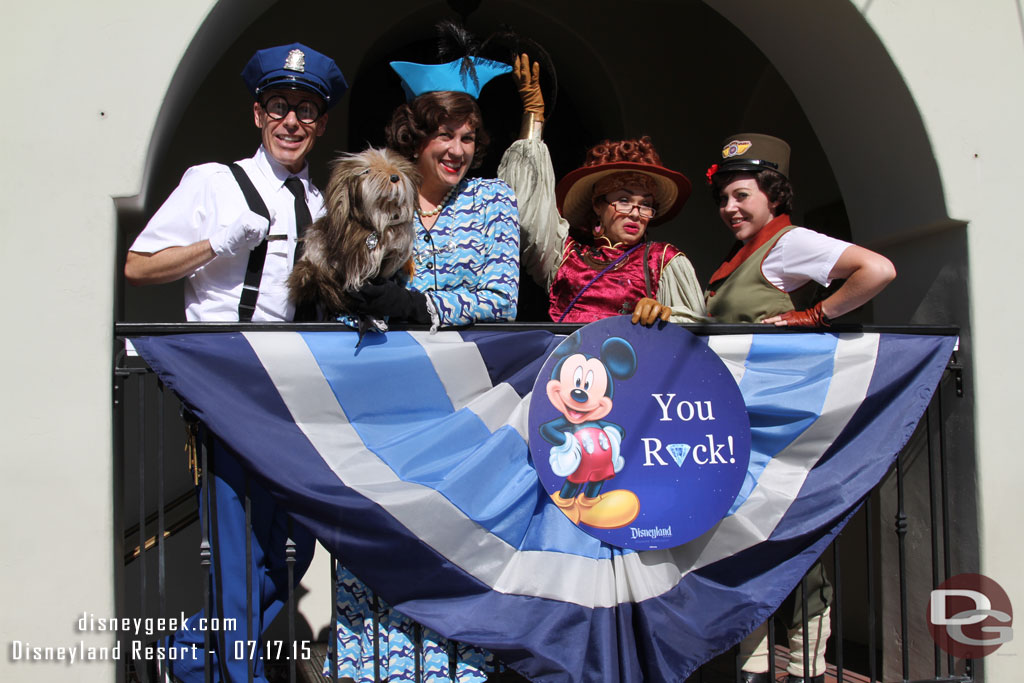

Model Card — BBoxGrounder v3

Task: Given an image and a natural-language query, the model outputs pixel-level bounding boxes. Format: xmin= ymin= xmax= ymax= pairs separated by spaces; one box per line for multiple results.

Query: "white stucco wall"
xmin=854 ymin=0 xmax=1024 ymax=675
xmin=2 ymin=1 xmax=1020 ymax=681
xmin=1 ymin=2 xmax=216 ymax=681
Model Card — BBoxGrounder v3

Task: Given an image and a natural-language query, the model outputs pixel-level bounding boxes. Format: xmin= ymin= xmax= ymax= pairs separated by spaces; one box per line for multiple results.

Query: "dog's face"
xmin=335 ymin=147 xmax=420 ymax=234
xmin=317 ymin=147 xmax=420 ymax=292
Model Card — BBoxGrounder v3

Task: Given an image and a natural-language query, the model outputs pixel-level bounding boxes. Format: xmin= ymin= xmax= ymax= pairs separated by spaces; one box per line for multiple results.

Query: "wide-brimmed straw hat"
xmin=556 ymin=159 xmax=691 ymax=230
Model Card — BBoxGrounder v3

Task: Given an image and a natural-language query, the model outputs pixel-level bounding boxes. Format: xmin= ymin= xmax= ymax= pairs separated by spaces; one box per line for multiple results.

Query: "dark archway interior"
xmin=118 ymin=0 xmax=855 ymax=324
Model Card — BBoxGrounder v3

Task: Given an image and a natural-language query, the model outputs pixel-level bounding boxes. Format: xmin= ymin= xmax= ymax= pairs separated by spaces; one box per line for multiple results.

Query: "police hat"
xmin=241 ymin=43 xmax=348 ymax=108
xmin=711 ymin=133 xmax=791 ymax=179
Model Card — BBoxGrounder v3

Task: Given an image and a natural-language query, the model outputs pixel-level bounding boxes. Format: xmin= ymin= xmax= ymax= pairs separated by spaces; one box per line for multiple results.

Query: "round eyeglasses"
xmin=260 ymin=96 xmax=323 ymax=124
xmin=603 ymin=196 xmax=657 ymax=219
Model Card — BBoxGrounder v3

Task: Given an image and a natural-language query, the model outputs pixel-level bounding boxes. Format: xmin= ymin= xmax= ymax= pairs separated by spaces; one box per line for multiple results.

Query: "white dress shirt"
xmin=760 ymin=227 xmax=851 ymax=292
xmin=130 ymin=145 xmax=325 ymax=321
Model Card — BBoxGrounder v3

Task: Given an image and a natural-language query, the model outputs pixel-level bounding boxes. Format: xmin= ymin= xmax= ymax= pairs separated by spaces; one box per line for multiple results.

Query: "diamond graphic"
xmin=666 ymin=443 xmax=690 ymax=467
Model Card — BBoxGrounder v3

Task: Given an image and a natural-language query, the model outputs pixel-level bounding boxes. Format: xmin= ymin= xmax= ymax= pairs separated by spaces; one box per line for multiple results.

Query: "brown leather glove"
xmin=513 ymin=53 xmax=545 ymax=121
xmin=631 ymin=297 xmax=672 ymax=326
xmin=772 ymin=301 xmax=831 ymax=327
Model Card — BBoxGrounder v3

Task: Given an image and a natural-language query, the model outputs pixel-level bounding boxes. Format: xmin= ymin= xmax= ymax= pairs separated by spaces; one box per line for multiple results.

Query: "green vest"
xmin=706 ymin=225 xmax=822 ymax=323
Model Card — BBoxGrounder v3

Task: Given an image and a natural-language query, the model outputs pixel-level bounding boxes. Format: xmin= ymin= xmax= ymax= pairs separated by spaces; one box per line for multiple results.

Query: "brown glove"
xmin=771 ymin=301 xmax=831 ymax=327
xmin=513 ymin=53 xmax=545 ymax=121
xmin=631 ymin=297 xmax=672 ymax=326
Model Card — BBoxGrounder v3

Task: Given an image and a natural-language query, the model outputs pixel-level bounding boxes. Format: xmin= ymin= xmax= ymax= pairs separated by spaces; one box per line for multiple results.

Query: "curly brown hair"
xmin=385 ymin=91 xmax=490 ymax=169
xmin=582 ymin=136 xmax=662 ymax=167
xmin=710 ymin=168 xmax=794 ymax=216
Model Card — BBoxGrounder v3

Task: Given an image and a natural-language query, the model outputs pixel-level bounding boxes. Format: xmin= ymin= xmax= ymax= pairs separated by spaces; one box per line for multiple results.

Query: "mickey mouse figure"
xmin=540 ymin=331 xmax=640 ymax=528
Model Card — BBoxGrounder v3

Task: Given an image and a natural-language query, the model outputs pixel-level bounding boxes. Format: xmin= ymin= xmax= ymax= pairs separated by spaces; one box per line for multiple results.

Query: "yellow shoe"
xmin=551 ymin=492 xmax=581 ymax=525
xmin=576 ymin=489 xmax=640 ymax=529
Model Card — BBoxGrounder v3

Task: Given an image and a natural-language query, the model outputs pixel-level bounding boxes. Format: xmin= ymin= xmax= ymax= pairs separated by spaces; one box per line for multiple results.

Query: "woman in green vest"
xmin=705 ymin=133 xmax=895 ymax=327
xmin=705 ymin=134 xmax=896 ymax=683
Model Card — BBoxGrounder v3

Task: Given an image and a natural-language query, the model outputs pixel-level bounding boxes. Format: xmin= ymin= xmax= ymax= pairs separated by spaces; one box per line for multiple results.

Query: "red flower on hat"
xmin=705 ymin=164 xmax=718 ymax=185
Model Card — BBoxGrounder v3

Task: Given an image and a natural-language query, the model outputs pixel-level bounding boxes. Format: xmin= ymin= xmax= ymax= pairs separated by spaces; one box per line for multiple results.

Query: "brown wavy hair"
xmin=710 ymin=169 xmax=794 ymax=215
xmin=583 ymin=136 xmax=662 ymax=167
xmin=385 ymin=91 xmax=489 ymax=169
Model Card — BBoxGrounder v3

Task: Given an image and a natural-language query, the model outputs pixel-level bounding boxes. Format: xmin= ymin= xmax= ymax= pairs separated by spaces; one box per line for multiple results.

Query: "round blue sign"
xmin=528 ymin=317 xmax=751 ymax=550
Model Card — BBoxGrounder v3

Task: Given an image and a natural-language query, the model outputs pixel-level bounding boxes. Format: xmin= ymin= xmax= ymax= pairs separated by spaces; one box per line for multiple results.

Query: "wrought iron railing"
xmin=114 ymin=322 xmax=969 ymax=683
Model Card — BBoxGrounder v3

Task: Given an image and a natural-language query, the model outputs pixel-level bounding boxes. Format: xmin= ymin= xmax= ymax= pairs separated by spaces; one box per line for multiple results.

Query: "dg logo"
xmin=927 ymin=573 xmax=1014 ymax=658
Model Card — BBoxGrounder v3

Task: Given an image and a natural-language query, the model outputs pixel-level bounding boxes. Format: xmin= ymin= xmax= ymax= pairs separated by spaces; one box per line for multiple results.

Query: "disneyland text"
xmin=630 ymin=525 xmax=673 ymax=540
xmin=10 ymin=640 xmax=122 ymax=664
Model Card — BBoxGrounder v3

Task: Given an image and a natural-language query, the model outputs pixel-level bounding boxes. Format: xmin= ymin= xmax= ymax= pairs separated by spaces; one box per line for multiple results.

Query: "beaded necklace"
xmin=415 ymin=185 xmax=456 ymax=218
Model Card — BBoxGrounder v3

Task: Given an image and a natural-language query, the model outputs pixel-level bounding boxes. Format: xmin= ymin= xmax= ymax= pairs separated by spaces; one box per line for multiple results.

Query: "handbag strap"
xmin=643 ymin=240 xmax=652 ymax=298
xmin=557 ymin=242 xmax=644 ymax=323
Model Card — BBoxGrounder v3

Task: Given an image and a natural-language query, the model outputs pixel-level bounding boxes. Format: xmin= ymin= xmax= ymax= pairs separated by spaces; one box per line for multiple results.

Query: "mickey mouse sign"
xmin=528 ymin=317 xmax=752 ymax=550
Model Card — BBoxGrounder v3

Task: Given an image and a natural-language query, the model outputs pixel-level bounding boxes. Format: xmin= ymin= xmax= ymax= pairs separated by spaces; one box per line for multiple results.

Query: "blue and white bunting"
xmin=132 ymin=328 xmax=955 ymax=682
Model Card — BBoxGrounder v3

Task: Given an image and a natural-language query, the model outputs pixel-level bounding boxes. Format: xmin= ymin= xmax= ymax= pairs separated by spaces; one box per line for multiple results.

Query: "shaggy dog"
xmin=289 ymin=147 xmax=420 ymax=320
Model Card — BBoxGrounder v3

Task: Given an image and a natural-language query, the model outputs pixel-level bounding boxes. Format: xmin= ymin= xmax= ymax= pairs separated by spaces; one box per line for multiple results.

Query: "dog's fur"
xmin=289 ymin=147 xmax=420 ymax=318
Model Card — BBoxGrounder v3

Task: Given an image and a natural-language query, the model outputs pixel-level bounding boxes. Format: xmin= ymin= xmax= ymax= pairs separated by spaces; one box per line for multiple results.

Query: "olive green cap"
xmin=713 ymin=133 xmax=790 ymax=178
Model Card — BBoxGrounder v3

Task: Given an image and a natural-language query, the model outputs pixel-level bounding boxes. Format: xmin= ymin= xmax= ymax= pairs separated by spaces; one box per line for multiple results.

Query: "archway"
xmin=118 ymin=0 xmax=963 ymax=324
xmin=119 ymin=0 xmax=861 ymax=324
xmin=114 ymin=5 xmax=975 ymax=676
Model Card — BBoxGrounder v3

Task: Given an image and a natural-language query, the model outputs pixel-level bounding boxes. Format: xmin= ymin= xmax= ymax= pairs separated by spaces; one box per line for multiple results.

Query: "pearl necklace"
xmin=416 ymin=185 xmax=456 ymax=218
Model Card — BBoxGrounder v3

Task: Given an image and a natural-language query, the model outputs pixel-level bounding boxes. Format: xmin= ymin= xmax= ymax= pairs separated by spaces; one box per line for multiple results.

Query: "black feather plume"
xmin=436 ymin=20 xmax=480 ymax=92
xmin=480 ymin=26 xmax=559 ymax=120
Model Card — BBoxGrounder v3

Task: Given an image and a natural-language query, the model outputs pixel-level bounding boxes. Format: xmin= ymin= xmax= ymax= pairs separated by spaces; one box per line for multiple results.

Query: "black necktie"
xmin=284 ymin=176 xmax=313 ymax=265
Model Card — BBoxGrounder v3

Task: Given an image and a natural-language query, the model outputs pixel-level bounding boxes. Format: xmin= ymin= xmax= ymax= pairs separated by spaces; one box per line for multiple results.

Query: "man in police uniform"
xmin=126 ymin=42 xmax=345 ymax=322
xmin=126 ymin=43 xmax=346 ymax=683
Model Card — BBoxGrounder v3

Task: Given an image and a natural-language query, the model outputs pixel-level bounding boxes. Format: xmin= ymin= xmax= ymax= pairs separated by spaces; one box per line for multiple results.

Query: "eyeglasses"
xmin=603 ymin=196 xmax=657 ymax=219
xmin=260 ymin=95 xmax=322 ymax=124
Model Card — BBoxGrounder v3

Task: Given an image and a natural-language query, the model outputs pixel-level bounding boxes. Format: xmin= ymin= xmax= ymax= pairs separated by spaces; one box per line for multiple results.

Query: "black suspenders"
xmin=227 ymin=163 xmax=271 ymax=322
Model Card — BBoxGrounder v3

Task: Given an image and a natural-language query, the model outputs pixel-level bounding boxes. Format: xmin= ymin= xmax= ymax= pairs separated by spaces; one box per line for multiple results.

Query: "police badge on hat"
xmin=283 ymin=49 xmax=305 ymax=72
xmin=241 ymin=43 xmax=348 ymax=108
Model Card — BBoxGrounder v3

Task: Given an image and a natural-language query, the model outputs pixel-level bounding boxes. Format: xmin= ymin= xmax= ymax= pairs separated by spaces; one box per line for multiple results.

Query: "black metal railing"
xmin=114 ymin=322 xmax=970 ymax=683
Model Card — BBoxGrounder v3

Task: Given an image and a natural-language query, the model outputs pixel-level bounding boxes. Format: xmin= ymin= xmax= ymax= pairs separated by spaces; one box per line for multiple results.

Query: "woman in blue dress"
xmin=344 ymin=60 xmax=519 ymax=330
xmin=323 ymin=55 xmax=520 ymax=683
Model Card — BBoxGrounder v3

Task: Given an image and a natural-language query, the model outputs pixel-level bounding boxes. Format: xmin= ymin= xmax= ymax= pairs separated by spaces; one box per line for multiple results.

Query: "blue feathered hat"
xmin=389 ymin=57 xmax=511 ymax=101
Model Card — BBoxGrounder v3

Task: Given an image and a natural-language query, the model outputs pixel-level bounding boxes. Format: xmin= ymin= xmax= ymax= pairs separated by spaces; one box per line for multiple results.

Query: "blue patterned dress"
xmin=410 ymin=177 xmax=520 ymax=325
xmin=323 ymin=177 xmax=519 ymax=682
xmin=324 ymin=567 xmax=494 ymax=682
